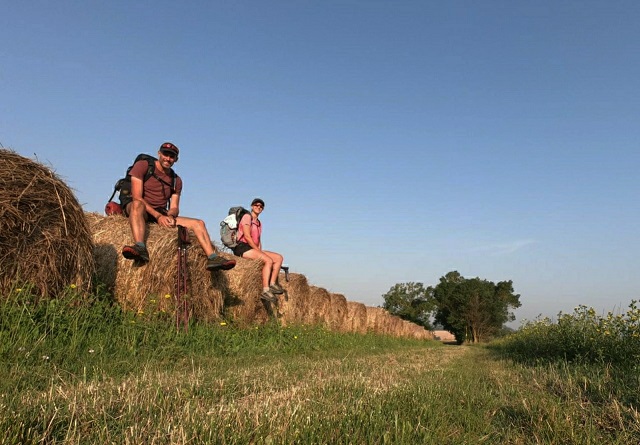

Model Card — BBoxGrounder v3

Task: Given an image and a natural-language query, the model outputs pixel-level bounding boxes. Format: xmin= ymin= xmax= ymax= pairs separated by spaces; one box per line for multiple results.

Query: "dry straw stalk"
xmin=0 ymin=149 xmax=94 ymax=298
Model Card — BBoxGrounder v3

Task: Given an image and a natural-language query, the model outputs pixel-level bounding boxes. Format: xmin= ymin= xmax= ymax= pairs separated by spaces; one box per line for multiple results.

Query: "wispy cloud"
xmin=469 ymin=239 xmax=537 ymax=256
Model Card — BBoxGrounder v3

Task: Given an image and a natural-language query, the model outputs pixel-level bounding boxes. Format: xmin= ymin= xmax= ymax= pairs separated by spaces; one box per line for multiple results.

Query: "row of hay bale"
xmin=89 ymin=212 xmax=431 ymax=340
xmin=275 ymin=278 xmax=432 ymax=340
xmin=1 ymin=149 xmax=432 ymax=340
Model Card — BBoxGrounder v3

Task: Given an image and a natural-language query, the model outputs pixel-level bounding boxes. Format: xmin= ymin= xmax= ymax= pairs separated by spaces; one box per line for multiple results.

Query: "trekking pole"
xmin=175 ymin=225 xmax=191 ymax=331
xmin=281 ymin=264 xmax=289 ymax=282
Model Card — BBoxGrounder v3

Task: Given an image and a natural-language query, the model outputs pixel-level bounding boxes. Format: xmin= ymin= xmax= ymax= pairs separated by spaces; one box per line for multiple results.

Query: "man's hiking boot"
xmin=260 ymin=289 xmax=278 ymax=303
xmin=206 ymin=255 xmax=236 ymax=271
xmin=122 ymin=244 xmax=149 ymax=263
xmin=269 ymin=283 xmax=285 ymax=294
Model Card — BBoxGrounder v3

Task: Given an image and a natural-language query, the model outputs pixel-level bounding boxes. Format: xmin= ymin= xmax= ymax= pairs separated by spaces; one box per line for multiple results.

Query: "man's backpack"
xmin=105 ymin=154 xmax=176 ymax=215
xmin=220 ymin=206 xmax=250 ymax=249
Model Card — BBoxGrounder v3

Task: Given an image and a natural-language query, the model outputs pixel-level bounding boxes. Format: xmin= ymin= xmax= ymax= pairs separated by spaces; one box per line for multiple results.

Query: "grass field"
xmin=1 ymin=287 xmax=639 ymax=444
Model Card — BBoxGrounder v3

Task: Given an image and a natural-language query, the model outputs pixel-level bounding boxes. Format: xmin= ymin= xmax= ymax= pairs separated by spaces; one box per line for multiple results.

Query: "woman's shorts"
xmin=232 ymin=242 xmax=253 ymax=257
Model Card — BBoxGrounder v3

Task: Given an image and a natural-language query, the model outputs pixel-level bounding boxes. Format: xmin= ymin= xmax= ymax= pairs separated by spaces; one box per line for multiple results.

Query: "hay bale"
xmin=89 ymin=212 xmax=234 ymax=322
xmin=374 ymin=310 xmax=392 ymax=335
xmin=346 ymin=301 xmax=367 ymax=334
xmin=399 ymin=320 xmax=414 ymax=338
xmin=365 ymin=306 xmax=383 ymax=332
xmin=386 ymin=315 xmax=404 ymax=337
xmin=418 ymin=325 xmax=434 ymax=340
xmin=398 ymin=319 xmax=432 ymax=340
xmin=279 ymin=273 xmax=311 ymax=326
xmin=224 ymin=255 xmax=271 ymax=326
xmin=0 ymin=149 xmax=94 ymax=298
xmin=307 ymin=286 xmax=331 ymax=326
xmin=327 ymin=293 xmax=348 ymax=331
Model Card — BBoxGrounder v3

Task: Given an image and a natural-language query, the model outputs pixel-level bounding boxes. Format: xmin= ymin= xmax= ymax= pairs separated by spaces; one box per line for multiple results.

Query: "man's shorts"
xmin=123 ymin=203 xmax=167 ymax=223
xmin=146 ymin=207 xmax=167 ymax=224
xmin=232 ymin=242 xmax=253 ymax=257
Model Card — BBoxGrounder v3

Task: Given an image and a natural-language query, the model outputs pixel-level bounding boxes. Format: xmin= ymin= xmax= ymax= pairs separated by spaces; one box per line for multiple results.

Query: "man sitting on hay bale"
xmin=121 ymin=142 xmax=235 ymax=271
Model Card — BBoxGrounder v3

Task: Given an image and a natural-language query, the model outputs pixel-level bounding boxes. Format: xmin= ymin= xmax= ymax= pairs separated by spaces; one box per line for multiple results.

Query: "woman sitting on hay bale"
xmin=121 ymin=142 xmax=235 ymax=271
xmin=232 ymin=198 xmax=285 ymax=303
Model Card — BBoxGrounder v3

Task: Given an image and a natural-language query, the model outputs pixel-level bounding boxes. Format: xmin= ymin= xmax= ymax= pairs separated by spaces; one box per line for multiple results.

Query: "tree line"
xmin=381 ymin=271 xmax=521 ymax=344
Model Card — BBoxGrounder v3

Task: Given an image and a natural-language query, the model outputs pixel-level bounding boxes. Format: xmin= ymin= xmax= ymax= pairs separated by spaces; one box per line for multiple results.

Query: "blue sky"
xmin=2 ymin=1 xmax=638 ymax=326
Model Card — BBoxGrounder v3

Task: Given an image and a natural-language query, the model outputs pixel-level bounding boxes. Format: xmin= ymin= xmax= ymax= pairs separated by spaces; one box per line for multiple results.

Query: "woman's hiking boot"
xmin=122 ymin=244 xmax=149 ymax=263
xmin=206 ymin=255 xmax=236 ymax=271
xmin=260 ymin=289 xmax=278 ymax=303
xmin=269 ymin=283 xmax=285 ymax=294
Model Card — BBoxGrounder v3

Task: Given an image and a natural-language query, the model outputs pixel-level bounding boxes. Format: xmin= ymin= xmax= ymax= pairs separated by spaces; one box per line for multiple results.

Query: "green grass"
xmin=0 ymin=284 xmax=419 ymax=389
xmin=488 ymin=301 xmax=640 ymax=444
xmin=2 ymin=286 xmax=639 ymax=444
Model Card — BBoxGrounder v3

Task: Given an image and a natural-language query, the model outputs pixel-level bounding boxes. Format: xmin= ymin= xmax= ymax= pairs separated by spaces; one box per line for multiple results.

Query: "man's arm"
xmin=166 ymin=193 xmax=180 ymax=218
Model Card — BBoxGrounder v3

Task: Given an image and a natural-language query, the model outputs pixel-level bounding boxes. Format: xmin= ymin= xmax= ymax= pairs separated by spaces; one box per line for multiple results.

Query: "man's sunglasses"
xmin=161 ymin=150 xmax=177 ymax=159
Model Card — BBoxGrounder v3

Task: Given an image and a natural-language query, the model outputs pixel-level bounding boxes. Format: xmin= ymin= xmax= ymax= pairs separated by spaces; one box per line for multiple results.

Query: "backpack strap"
xmin=119 ymin=157 xmax=177 ymax=211
xmin=144 ymin=158 xmax=177 ymax=205
xmin=148 ymin=164 xmax=177 ymax=194
xmin=236 ymin=207 xmax=249 ymax=222
xmin=108 ymin=185 xmax=118 ymax=203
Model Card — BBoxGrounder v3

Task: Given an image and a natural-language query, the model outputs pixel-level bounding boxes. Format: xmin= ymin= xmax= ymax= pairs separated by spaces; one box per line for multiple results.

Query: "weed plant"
xmin=489 ymin=301 xmax=640 ymax=429
xmin=490 ymin=302 xmax=640 ymax=369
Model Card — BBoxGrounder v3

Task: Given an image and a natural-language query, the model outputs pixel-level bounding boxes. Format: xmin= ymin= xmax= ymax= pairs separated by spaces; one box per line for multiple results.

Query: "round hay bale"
xmin=308 ymin=286 xmax=331 ymax=326
xmin=387 ymin=315 xmax=404 ymax=337
xmin=399 ymin=319 xmax=413 ymax=337
xmin=417 ymin=325 xmax=434 ymax=340
xmin=405 ymin=320 xmax=430 ymax=340
xmin=365 ymin=306 xmax=383 ymax=333
xmin=346 ymin=301 xmax=368 ymax=334
xmin=224 ymin=255 xmax=271 ymax=326
xmin=377 ymin=309 xmax=395 ymax=335
xmin=328 ymin=293 xmax=348 ymax=331
xmin=394 ymin=319 xmax=431 ymax=340
xmin=279 ymin=273 xmax=311 ymax=326
xmin=89 ymin=212 xmax=234 ymax=322
xmin=0 ymin=149 xmax=94 ymax=298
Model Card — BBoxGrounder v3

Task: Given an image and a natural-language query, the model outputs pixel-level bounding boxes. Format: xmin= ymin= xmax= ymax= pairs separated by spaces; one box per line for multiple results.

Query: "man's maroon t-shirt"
xmin=129 ymin=160 xmax=183 ymax=209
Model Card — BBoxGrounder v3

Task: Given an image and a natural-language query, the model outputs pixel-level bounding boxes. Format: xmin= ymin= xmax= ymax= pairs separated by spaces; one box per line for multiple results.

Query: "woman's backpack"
xmin=220 ymin=206 xmax=250 ymax=248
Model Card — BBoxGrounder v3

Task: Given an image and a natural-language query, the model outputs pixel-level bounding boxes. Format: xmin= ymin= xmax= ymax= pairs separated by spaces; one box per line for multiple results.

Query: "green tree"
xmin=381 ymin=282 xmax=434 ymax=329
xmin=432 ymin=271 xmax=521 ymax=344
